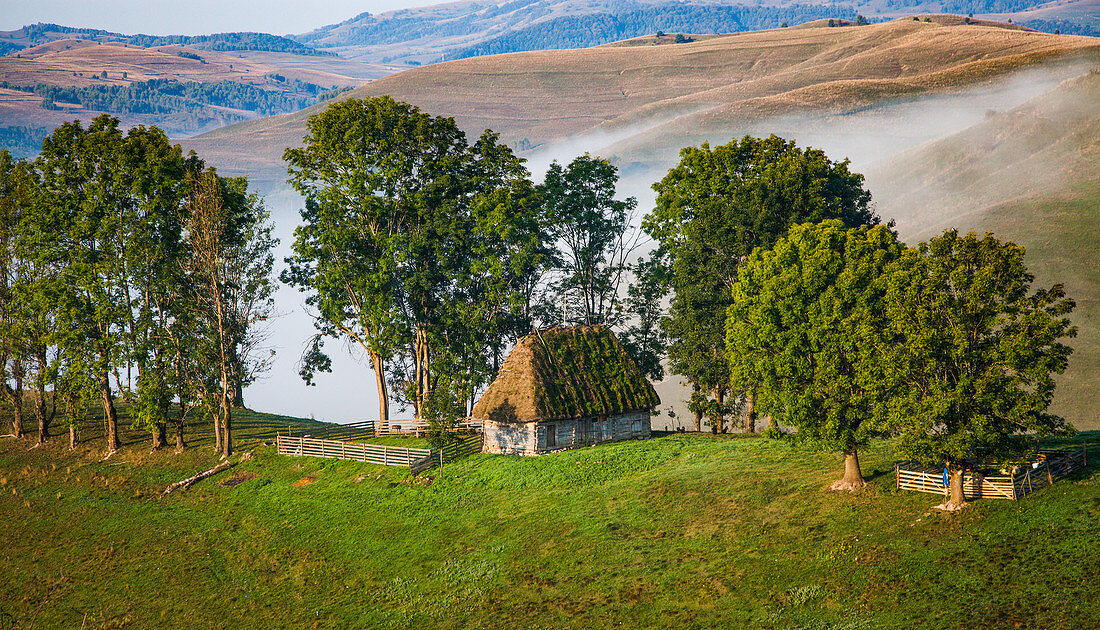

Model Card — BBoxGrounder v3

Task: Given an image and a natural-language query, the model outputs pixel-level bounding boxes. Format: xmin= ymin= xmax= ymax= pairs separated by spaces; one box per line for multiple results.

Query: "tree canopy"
xmin=881 ymin=230 xmax=1076 ymax=509
xmin=644 ymin=134 xmax=880 ymax=432
xmin=727 ymin=220 xmax=903 ymax=489
xmin=283 ymin=96 xmax=549 ymax=423
xmin=0 ymin=116 xmax=275 ymax=455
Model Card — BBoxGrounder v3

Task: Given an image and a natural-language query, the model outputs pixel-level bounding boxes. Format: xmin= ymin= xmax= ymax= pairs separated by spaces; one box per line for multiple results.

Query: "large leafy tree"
xmin=0 ymin=152 xmax=34 ymax=440
xmin=727 ymin=221 xmax=903 ymax=489
xmin=644 ymin=134 xmax=879 ymax=432
xmin=36 ymin=117 xmax=200 ymax=455
xmin=0 ymin=153 xmax=64 ymax=445
xmin=882 ymin=230 xmax=1076 ymax=510
xmin=284 ymin=96 xmax=546 ymax=422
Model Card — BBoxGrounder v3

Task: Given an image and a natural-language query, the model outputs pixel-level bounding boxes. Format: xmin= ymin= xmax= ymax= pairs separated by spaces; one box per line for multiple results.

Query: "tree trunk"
xmin=231 ymin=380 xmax=245 ymax=409
xmin=937 ymin=465 xmax=969 ymax=511
xmin=220 ymin=356 xmax=233 ymax=459
xmin=744 ymin=391 xmax=757 ymax=434
xmin=713 ymin=387 xmax=726 ymax=433
xmin=36 ymin=402 xmax=47 ymax=444
xmin=31 ymin=350 xmax=50 ymax=442
xmin=173 ymin=403 xmax=187 ymax=454
xmin=693 ymin=408 xmax=702 ymax=432
xmin=11 ymin=389 xmax=24 ymax=440
xmin=100 ymin=375 xmax=121 ymax=455
xmin=4 ymin=374 xmax=24 ymax=440
xmin=151 ymin=422 xmax=167 ymax=450
xmin=213 ymin=407 xmax=222 ymax=454
xmin=830 ymin=449 xmax=866 ymax=492
xmin=221 ymin=403 xmax=232 ymax=460
xmin=370 ymin=351 xmax=389 ymax=424
xmin=69 ymin=424 xmax=77 ymax=450
xmin=412 ymin=326 xmax=431 ymax=419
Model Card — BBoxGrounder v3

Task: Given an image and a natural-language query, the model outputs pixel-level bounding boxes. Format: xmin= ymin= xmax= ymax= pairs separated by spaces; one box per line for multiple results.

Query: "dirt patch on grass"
xmin=219 ymin=472 xmax=257 ymax=488
xmin=291 ymin=475 xmax=317 ymax=487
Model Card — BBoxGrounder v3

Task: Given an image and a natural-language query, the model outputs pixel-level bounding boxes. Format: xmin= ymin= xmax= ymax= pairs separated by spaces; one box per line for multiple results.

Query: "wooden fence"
xmin=377 ymin=418 xmax=484 ymax=436
xmin=277 ymin=433 xmax=484 ymax=475
xmin=895 ymin=447 xmax=1087 ymax=500
xmin=294 ymin=418 xmax=486 ymax=439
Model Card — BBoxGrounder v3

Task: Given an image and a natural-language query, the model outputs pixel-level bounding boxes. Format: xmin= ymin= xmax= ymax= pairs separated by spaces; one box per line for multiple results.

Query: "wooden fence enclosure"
xmin=276 ymin=433 xmax=484 ymax=475
xmin=895 ymin=447 xmax=1087 ymax=501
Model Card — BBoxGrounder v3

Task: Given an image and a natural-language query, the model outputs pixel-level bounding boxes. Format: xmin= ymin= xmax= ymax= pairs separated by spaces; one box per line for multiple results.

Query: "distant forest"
xmin=1020 ymin=19 xmax=1098 ymax=36
xmin=883 ymin=0 xmax=1047 ymax=10
xmin=15 ymin=23 xmax=334 ymax=56
xmin=3 ymin=78 xmax=320 ymax=116
xmin=446 ymin=5 xmax=861 ymax=59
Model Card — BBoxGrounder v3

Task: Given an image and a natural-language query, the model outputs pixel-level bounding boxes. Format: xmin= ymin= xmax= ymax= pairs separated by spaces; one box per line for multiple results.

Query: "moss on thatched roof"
xmin=471 ymin=325 xmax=660 ymax=424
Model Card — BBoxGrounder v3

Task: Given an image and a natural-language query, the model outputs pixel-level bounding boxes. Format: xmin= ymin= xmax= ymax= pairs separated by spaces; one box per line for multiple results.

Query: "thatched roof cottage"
xmin=473 ymin=325 xmax=660 ymax=455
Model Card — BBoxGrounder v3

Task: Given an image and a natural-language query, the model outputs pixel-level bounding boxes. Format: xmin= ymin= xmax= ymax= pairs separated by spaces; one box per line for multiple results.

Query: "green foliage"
xmin=644 ymin=134 xmax=879 ymax=421
xmin=20 ymin=23 xmax=334 ymax=56
xmin=31 ymin=78 xmax=319 ymax=117
xmin=1020 ymin=19 xmax=1098 ymax=36
xmin=540 ymin=154 xmax=639 ymax=328
xmin=881 ymin=230 xmax=1077 ymax=467
xmin=727 ymin=221 xmax=904 ymax=452
xmin=2 ymin=115 xmax=276 ymax=452
xmin=620 ymin=255 xmax=668 ymax=381
xmin=283 ymin=97 xmax=548 ymax=420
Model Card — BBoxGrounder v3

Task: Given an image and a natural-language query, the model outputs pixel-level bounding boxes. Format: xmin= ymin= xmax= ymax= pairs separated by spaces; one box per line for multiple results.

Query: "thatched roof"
xmin=471 ymin=325 xmax=660 ymax=424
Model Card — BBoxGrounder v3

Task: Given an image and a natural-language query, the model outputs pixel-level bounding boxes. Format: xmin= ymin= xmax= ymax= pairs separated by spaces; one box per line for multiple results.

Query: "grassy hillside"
xmin=868 ymin=71 xmax=1100 ymax=428
xmin=0 ymin=411 xmax=1096 ymax=628
xmin=182 ymin=18 xmax=1100 ymax=184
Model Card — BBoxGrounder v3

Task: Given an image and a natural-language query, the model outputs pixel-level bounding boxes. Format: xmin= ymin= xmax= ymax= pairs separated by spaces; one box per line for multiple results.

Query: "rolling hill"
xmin=288 ymin=0 xmax=1098 ymax=65
xmin=866 ymin=70 xmax=1100 ymax=424
xmin=0 ymin=36 xmax=396 ymax=152
xmin=184 ymin=17 xmax=1100 ymax=183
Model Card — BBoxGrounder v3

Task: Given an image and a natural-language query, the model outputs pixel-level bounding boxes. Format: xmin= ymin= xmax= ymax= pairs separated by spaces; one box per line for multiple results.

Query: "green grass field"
xmin=0 ymin=409 xmax=1096 ymax=629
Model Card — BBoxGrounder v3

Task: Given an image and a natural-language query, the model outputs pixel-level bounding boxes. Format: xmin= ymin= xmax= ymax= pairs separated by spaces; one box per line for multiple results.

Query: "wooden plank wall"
xmin=376 ymin=418 xmax=484 ymax=436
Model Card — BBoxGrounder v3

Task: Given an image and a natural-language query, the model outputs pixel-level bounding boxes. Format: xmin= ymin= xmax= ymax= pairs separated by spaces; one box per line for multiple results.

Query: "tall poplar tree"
xmin=37 ymin=117 xmax=132 ymax=455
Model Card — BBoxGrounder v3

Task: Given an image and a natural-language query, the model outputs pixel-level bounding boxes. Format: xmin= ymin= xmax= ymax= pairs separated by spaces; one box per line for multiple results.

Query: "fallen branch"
xmin=161 ymin=452 xmax=252 ymax=497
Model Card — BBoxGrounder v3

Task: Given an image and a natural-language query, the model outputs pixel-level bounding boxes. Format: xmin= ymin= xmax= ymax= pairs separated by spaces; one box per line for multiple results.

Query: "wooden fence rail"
xmin=895 ymin=446 xmax=1087 ymax=501
xmin=277 ymin=433 xmax=484 ymax=474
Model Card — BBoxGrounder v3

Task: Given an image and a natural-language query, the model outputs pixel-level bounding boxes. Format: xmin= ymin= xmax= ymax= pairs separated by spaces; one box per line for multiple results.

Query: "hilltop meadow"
xmin=0 ymin=407 xmax=1096 ymax=629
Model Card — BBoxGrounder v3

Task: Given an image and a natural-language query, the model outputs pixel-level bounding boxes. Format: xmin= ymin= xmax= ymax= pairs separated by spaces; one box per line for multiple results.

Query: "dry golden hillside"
xmin=0 ymin=39 xmax=393 ymax=135
xmin=867 ymin=71 xmax=1100 ymax=426
xmin=183 ymin=17 xmax=1100 ymax=182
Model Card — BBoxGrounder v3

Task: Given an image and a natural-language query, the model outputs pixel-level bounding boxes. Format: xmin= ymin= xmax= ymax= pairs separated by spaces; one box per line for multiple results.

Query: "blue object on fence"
xmin=942 ymin=467 xmax=950 ymax=488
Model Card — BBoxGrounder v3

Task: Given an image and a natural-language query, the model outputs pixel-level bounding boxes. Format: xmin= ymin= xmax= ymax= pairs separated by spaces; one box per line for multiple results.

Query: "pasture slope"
xmin=868 ymin=70 xmax=1100 ymax=426
xmin=0 ymin=409 xmax=1096 ymax=628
